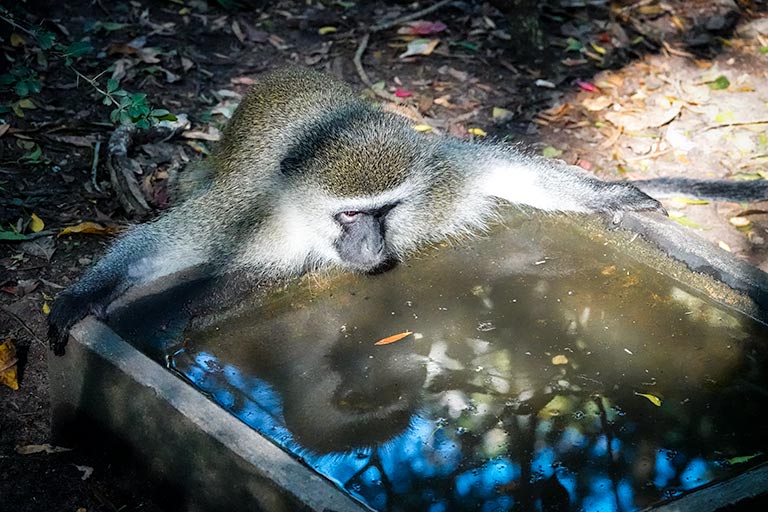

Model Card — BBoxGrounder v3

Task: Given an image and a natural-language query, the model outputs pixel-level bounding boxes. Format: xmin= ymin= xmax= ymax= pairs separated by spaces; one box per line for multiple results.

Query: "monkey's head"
xmin=276 ymin=107 xmax=470 ymax=274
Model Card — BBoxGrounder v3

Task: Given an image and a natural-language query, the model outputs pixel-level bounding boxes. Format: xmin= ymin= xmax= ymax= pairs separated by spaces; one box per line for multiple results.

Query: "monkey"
xmin=47 ymin=66 xmax=666 ymax=355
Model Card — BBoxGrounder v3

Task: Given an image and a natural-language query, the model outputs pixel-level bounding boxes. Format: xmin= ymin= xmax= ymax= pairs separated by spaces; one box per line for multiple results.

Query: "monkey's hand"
xmin=48 ymin=288 xmax=112 ymax=355
xmin=590 ymin=182 xmax=667 ymax=216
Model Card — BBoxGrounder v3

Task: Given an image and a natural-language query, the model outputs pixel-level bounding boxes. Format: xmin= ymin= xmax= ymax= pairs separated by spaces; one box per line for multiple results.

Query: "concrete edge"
xmin=622 ymin=212 xmax=768 ymax=324
xmin=66 ymin=316 xmax=366 ymax=512
xmin=643 ymin=462 xmax=768 ymax=511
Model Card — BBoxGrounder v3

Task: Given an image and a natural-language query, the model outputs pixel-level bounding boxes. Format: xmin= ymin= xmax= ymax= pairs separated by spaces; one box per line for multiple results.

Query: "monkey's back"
xmin=210 ymin=67 xmax=361 ymax=181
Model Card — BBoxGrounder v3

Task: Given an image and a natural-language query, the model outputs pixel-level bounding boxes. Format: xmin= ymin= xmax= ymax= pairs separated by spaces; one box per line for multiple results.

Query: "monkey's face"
xmin=332 ymin=202 xmax=399 ymax=273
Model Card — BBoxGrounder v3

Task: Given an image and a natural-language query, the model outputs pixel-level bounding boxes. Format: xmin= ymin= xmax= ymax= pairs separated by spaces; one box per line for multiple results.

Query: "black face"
xmin=334 ymin=204 xmax=397 ymax=273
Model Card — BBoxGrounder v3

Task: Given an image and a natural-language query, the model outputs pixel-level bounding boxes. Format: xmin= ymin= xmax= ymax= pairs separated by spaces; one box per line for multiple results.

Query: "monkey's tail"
xmin=631 ymin=177 xmax=768 ymax=203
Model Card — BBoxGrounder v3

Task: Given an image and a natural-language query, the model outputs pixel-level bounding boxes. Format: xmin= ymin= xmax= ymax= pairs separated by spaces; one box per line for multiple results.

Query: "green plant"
xmin=0 ymin=6 xmax=174 ymax=129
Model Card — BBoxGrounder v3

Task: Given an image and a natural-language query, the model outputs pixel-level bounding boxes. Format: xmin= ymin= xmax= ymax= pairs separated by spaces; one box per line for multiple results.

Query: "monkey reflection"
xmin=184 ymin=305 xmax=428 ymax=454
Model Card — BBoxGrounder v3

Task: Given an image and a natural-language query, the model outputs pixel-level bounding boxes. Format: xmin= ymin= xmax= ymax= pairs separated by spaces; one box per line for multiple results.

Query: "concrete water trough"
xmin=49 ymin=210 xmax=768 ymax=511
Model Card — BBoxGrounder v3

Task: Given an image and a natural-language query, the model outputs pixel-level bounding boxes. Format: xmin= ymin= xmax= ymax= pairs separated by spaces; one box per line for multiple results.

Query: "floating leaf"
xmin=58 ymin=221 xmax=119 ymax=237
xmin=0 ymin=339 xmax=19 ymax=391
xmin=551 ymin=355 xmax=569 ymax=365
xmin=374 ymin=331 xmax=413 ymax=346
xmin=634 ymin=391 xmax=662 ymax=407
xmin=399 ymin=38 xmax=440 ymax=59
xmin=725 ymin=453 xmax=762 ymax=465
xmin=468 ymin=127 xmax=487 ymax=137
xmin=29 ymin=213 xmax=44 ymax=232
xmin=42 ymin=302 xmax=50 ymax=315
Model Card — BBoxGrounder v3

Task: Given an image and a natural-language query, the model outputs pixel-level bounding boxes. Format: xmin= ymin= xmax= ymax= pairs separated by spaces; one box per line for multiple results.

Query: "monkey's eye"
xmin=336 ymin=211 xmax=362 ymax=224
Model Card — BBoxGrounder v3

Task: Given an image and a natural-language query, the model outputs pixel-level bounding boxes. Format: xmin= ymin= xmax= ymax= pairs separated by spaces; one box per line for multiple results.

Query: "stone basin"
xmin=50 ymin=211 xmax=768 ymax=511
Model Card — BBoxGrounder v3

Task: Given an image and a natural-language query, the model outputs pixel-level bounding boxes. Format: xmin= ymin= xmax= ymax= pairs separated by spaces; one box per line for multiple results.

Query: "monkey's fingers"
xmin=47 ymin=323 xmax=69 ymax=356
xmin=47 ymin=291 xmax=99 ymax=356
xmin=599 ymin=184 xmax=666 ymax=215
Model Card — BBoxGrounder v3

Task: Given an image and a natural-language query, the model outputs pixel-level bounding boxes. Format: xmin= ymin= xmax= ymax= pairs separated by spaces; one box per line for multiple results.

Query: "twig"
xmin=69 ymin=67 xmax=121 ymax=108
xmin=0 ymin=10 xmax=38 ymax=38
xmin=354 ymin=0 xmax=455 ymax=102
xmin=371 ymin=0 xmax=454 ymax=33
xmin=90 ymin=140 xmax=102 ymax=193
xmin=0 ymin=307 xmax=46 ymax=348
xmin=704 ymin=120 xmax=768 ymax=131
xmin=353 ymin=34 xmax=397 ymax=102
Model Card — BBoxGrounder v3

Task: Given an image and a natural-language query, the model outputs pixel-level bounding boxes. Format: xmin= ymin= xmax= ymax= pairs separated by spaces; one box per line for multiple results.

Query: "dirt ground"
xmin=1 ymin=0 xmax=767 ymax=510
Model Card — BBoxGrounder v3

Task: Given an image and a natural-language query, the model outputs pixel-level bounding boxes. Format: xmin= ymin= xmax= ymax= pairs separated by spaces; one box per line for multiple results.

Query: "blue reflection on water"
xmin=169 ymin=349 xmax=751 ymax=511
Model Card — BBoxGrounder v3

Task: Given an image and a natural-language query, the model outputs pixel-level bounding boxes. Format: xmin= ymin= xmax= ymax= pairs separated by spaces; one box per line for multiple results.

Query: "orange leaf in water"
xmin=374 ymin=331 xmax=413 ymax=346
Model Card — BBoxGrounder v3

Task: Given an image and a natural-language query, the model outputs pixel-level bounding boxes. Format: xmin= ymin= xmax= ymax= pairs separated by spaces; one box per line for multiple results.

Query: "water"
xmin=111 ymin=214 xmax=768 ymax=511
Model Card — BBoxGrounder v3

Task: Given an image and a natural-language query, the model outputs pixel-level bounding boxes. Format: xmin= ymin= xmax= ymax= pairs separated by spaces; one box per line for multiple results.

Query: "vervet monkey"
xmin=48 ymin=67 xmax=666 ymax=355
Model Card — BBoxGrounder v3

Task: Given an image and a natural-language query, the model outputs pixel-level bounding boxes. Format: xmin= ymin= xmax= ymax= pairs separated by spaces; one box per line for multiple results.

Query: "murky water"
xmin=111 ymin=214 xmax=768 ymax=511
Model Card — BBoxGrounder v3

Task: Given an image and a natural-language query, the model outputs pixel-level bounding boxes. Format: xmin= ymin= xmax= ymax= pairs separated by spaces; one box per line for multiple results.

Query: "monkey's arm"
xmin=48 ymin=216 xmax=206 ymax=355
xmin=465 ymin=145 xmax=664 ymax=214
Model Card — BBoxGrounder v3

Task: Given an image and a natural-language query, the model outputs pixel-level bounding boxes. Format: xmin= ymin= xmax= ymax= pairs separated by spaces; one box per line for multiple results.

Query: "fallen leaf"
xmin=11 ymin=33 xmax=26 ymax=46
xmin=58 ymin=222 xmax=119 ymax=237
xmin=669 ymin=212 xmax=708 ymax=229
xmin=589 ymin=42 xmax=607 ymax=55
xmin=576 ymin=80 xmax=600 ymax=93
xmin=231 ymin=21 xmax=245 ymax=42
xmin=582 ymin=95 xmax=612 ymax=111
xmin=468 ymin=127 xmax=487 ymax=137
xmin=318 ymin=26 xmax=337 ymax=35
xmin=412 ymin=124 xmax=433 ymax=132
xmin=394 ymin=89 xmax=413 ymax=98
xmin=16 ymin=444 xmax=72 ymax=455
xmin=707 ymin=75 xmax=730 ymax=90
xmin=0 ymin=339 xmax=19 ymax=390
xmin=634 ymin=391 xmax=662 ymax=406
xmin=399 ymin=39 xmax=440 ymax=59
xmin=673 ymin=197 xmax=709 ymax=205
xmin=29 ymin=213 xmax=44 ymax=233
xmin=42 ymin=302 xmax=50 ymax=315
xmin=605 ymin=104 xmax=681 ymax=131
xmin=492 ymin=107 xmax=514 ymax=123
xmin=542 ymin=146 xmax=563 ymax=158
xmin=535 ymin=79 xmax=556 ymax=88
xmin=718 ymin=241 xmax=732 ymax=252
xmin=374 ymin=331 xmax=413 ymax=346
xmin=398 ymin=20 xmax=447 ymax=36
xmin=729 ymin=217 xmax=752 ymax=228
